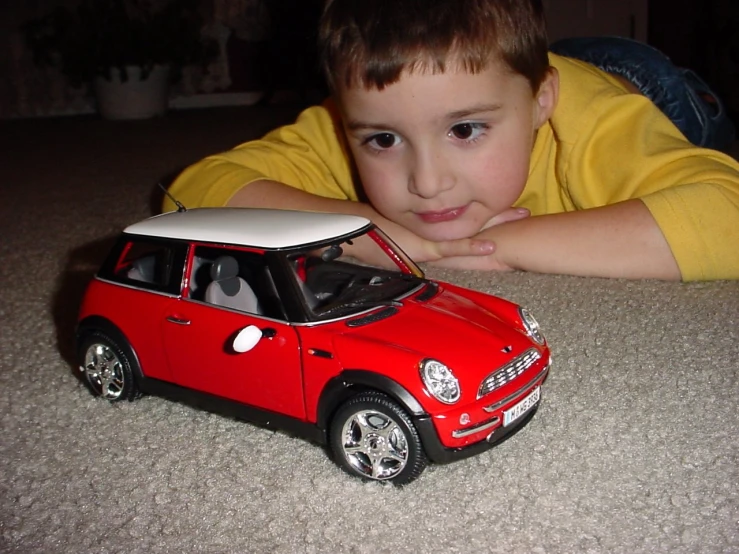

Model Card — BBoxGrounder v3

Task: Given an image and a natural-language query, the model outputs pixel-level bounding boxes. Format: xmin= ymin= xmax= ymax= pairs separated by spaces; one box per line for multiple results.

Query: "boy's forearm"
xmin=227 ymin=179 xmax=374 ymax=217
xmin=473 ymin=199 xmax=682 ymax=280
xmin=230 ymin=185 xmax=680 ymax=279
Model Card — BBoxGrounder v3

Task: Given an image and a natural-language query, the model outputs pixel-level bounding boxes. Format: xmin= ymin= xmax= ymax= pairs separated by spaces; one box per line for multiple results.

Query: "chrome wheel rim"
xmin=83 ymin=343 xmax=125 ymax=400
xmin=340 ymin=409 xmax=409 ymax=480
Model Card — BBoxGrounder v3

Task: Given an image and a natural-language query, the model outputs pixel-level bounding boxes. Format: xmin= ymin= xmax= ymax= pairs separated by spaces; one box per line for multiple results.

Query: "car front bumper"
xmin=413 ymin=362 xmax=549 ymax=464
xmin=414 ymin=404 xmax=540 ymax=464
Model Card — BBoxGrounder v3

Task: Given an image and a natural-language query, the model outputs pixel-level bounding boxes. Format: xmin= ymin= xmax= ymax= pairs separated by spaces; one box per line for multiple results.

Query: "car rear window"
xmin=98 ymin=234 xmax=186 ymax=295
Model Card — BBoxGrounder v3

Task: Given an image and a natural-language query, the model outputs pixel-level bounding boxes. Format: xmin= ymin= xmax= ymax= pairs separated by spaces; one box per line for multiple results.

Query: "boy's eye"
xmin=449 ymin=122 xmax=487 ymax=141
xmin=365 ymin=132 xmax=399 ymax=149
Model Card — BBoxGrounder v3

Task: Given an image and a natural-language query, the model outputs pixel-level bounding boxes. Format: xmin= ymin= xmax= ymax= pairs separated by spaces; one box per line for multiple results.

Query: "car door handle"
xmin=166 ymin=315 xmax=191 ymax=325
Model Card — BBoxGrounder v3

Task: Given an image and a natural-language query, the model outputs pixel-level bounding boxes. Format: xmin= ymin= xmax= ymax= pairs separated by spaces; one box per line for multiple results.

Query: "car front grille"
xmin=478 ymin=348 xmax=541 ymax=398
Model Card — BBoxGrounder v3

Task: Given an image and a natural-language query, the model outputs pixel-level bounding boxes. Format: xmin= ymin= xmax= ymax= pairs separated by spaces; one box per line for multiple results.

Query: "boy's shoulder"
xmin=546 ymin=52 xmax=665 ymax=143
xmin=549 ymin=52 xmax=633 ymax=112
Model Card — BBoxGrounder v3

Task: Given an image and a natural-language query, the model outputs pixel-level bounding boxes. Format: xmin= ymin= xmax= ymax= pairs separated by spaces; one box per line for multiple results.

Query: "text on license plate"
xmin=503 ymin=386 xmax=540 ymax=427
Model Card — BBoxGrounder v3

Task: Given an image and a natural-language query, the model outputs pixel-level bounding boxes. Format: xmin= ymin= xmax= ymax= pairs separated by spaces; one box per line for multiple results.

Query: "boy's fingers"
xmin=430 ymin=255 xmax=512 ymax=271
xmin=481 ymin=207 xmax=530 ymax=230
xmin=435 ymin=238 xmax=495 ymax=259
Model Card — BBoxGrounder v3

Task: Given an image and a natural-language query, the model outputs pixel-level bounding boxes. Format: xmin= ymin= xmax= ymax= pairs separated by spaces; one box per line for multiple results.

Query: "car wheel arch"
xmin=316 ymin=370 xmax=427 ymax=432
xmin=76 ymin=316 xmax=144 ymax=383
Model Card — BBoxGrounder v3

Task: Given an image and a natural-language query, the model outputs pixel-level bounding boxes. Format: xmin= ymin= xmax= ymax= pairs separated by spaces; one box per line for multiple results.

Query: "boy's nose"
xmin=407 ymin=154 xmax=454 ymax=199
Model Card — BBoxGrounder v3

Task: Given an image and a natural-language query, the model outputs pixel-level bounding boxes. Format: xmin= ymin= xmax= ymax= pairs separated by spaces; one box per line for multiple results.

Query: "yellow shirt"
xmin=167 ymin=54 xmax=739 ymax=280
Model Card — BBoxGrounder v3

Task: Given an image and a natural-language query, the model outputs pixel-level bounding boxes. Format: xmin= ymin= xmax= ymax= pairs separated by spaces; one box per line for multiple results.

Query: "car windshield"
xmin=284 ymin=227 xmax=426 ymax=320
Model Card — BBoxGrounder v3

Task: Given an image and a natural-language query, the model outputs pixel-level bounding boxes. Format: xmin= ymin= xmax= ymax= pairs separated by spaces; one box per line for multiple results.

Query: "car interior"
xmin=114 ymin=240 xmax=287 ymax=320
xmin=204 ymin=255 xmax=262 ymax=314
xmin=118 ymin=242 xmax=174 ymax=288
xmin=188 ymin=246 xmax=287 ymax=320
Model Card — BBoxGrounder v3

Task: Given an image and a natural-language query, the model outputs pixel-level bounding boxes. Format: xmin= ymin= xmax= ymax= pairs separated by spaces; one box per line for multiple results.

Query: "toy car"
xmin=77 ymin=207 xmax=551 ymax=484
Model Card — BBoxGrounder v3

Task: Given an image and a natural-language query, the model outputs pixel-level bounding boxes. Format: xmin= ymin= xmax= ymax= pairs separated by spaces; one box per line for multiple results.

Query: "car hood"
xmin=336 ymin=286 xmax=536 ymax=377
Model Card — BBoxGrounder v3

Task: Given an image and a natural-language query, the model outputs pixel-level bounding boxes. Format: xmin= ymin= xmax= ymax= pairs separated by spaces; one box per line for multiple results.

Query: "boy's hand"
xmin=481 ymin=207 xmax=530 ymax=230
xmin=429 ymin=250 xmax=511 ymax=271
xmin=424 ymin=207 xmax=530 ymax=271
xmin=376 ymin=207 xmax=529 ymax=267
xmin=378 ymin=217 xmax=495 ymax=263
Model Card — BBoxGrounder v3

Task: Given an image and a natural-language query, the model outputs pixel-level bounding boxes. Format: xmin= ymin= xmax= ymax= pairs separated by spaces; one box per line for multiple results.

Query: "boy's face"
xmin=337 ymin=58 xmax=557 ymax=242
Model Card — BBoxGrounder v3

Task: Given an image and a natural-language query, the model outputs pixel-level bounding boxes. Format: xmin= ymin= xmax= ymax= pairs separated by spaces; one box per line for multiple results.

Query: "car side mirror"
xmin=232 ymin=325 xmax=263 ymax=353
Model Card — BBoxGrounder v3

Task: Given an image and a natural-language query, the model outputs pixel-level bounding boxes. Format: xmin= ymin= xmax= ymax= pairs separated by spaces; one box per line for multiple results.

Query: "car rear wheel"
xmin=78 ymin=331 xmax=139 ymax=402
xmin=329 ymin=392 xmax=427 ymax=485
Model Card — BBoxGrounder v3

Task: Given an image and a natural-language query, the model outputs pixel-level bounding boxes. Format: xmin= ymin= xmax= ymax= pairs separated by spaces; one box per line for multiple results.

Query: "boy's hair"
xmin=319 ymin=0 xmax=550 ymax=94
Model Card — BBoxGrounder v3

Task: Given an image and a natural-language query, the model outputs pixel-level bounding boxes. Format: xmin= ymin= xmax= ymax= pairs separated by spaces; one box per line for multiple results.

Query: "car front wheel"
xmin=78 ymin=331 xmax=139 ymax=402
xmin=329 ymin=392 xmax=427 ymax=485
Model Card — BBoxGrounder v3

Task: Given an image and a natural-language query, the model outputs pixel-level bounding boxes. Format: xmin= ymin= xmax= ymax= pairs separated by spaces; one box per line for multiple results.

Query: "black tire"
xmin=78 ymin=331 xmax=139 ymax=402
xmin=329 ymin=391 xmax=427 ymax=485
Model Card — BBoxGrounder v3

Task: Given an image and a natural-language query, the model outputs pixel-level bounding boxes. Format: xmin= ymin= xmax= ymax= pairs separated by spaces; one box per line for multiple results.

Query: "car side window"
xmin=98 ymin=235 xmax=186 ymax=295
xmin=188 ymin=245 xmax=288 ymax=321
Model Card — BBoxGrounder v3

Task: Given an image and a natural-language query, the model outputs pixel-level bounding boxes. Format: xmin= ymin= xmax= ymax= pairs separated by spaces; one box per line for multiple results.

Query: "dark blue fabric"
xmin=550 ymin=36 xmax=736 ymax=153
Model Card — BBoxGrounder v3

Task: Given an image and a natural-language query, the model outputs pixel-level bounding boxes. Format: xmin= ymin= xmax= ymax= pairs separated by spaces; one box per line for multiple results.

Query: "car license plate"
xmin=503 ymin=386 xmax=540 ymax=427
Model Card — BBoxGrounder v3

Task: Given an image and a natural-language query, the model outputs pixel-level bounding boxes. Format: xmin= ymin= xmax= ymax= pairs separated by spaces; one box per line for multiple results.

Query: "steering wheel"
xmin=339 ymin=274 xmax=362 ymax=295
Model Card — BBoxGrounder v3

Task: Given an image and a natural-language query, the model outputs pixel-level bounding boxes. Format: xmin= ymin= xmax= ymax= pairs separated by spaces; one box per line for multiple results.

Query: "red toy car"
xmin=77 ymin=207 xmax=551 ymax=484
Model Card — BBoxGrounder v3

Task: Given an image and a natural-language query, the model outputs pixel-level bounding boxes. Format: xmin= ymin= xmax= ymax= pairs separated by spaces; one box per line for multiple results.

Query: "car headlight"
xmin=519 ymin=307 xmax=545 ymax=345
xmin=420 ymin=359 xmax=460 ymax=404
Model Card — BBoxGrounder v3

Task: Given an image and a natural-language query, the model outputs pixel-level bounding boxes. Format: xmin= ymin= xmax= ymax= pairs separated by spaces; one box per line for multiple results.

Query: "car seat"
xmin=188 ymin=256 xmax=212 ymax=299
xmin=127 ymin=255 xmax=157 ymax=283
xmin=205 ymin=256 xmax=262 ymax=314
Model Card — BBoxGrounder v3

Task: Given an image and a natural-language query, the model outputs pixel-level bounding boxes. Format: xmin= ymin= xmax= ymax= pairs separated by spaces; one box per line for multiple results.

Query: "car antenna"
xmin=158 ymin=182 xmax=187 ymax=212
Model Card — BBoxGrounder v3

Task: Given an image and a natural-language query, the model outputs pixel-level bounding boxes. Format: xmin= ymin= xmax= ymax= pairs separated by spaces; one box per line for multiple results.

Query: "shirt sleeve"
xmin=558 ymin=90 xmax=739 ymax=281
xmin=164 ymin=100 xmax=356 ymax=210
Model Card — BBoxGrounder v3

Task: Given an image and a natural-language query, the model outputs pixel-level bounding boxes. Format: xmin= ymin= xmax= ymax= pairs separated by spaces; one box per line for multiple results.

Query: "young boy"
xmin=166 ymin=0 xmax=739 ymax=281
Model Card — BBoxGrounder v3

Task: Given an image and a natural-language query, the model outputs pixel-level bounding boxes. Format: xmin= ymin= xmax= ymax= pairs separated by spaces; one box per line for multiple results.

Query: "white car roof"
xmin=123 ymin=208 xmax=372 ymax=249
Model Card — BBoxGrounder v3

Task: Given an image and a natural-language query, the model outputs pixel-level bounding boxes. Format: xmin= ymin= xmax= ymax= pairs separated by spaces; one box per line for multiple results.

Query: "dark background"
xmin=1 ymin=0 xmax=737 ymax=122
xmin=652 ymin=0 xmax=738 ymax=124
xmin=262 ymin=0 xmax=739 ymax=123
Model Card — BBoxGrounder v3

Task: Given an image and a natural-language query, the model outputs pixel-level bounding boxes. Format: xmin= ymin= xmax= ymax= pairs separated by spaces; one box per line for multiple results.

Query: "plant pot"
xmin=93 ymin=65 xmax=171 ymax=120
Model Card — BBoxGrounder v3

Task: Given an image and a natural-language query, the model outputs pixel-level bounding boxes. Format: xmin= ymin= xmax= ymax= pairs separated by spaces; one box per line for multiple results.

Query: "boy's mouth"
xmin=415 ymin=205 xmax=469 ymax=224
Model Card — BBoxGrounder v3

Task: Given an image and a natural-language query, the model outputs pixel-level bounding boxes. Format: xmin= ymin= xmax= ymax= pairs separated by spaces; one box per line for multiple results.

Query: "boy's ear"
xmin=534 ymin=67 xmax=559 ymax=129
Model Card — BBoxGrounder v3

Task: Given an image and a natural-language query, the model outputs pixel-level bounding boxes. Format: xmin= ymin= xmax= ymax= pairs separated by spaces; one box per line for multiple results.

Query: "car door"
xmin=161 ymin=245 xmax=305 ymax=419
xmin=93 ymin=234 xmax=188 ymax=382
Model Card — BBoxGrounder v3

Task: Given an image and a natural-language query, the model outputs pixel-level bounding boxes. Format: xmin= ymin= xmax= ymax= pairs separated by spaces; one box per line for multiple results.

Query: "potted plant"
xmin=22 ymin=0 xmax=217 ymax=119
